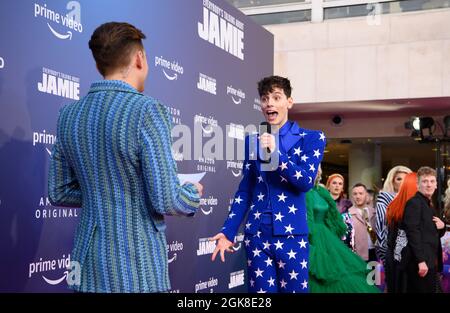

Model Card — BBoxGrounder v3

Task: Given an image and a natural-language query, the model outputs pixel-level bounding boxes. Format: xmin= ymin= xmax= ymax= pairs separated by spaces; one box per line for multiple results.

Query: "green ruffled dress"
xmin=306 ymin=185 xmax=380 ymax=293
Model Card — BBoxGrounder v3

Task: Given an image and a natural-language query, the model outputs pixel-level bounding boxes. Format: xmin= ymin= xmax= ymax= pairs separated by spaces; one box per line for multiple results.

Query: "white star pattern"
xmin=274 ymin=212 xmax=284 ymax=222
xmin=253 ymin=211 xmax=261 ymax=220
xmin=244 ymin=239 xmax=250 ymax=247
xmin=280 ymin=175 xmax=288 ymax=183
xmin=228 ymin=212 xmax=236 ymax=219
xmin=250 ymin=278 xmax=255 ymax=287
xmin=288 ymin=204 xmax=298 ymax=214
xmin=300 ymin=259 xmax=308 ymax=269
xmin=252 ymin=248 xmax=262 ymax=257
xmin=257 ymin=175 xmax=263 ymax=183
xmin=319 ymin=132 xmax=326 ymax=141
xmin=313 ymin=149 xmax=321 ymax=159
xmin=274 ymin=240 xmax=284 ymax=250
xmin=245 ymin=222 xmax=251 ymax=230
xmin=284 ymin=224 xmax=294 ymax=234
xmin=288 ymin=269 xmax=299 ymax=280
xmin=280 ymin=279 xmax=288 ymax=289
xmin=257 ymin=288 xmax=266 ymax=293
xmin=278 ymin=260 xmax=286 ymax=269
xmin=264 ymin=257 xmax=273 ymax=267
xmin=277 ymin=192 xmax=287 ymax=202
xmin=262 ymin=241 xmax=271 ymax=250
xmin=255 ymin=268 xmax=264 ymax=278
xmin=257 ymin=192 xmax=265 ymax=202
xmin=255 ymin=231 xmax=262 ymax=238
xmin=267 ymin=277 xmax=275 ymax=287
xmin=302 ymin=280 xmax=308 ymax=289
xmin=309 ymin=163 xmax=315 ymax=172
xmin=299 ymin=132 xmax=307 ymax=138
xmin=245 ymin=163 xmax=251 ymax=170
xmin=294 ymin=170 xmax=302 ymax=180
xmin=293 ymin=147 xmax=301 ymax=156
xmin=257 ymin=192 xmax=265 ymax=201
xmin=298 ymin=238 xmax=307 ymax=248
xmin=247 ymin=259 xmax=252 ymax=266
xmin=287 ymin=249 xmax=297 ymax=260
xmin=250 ymin=204 xmax=255 ymax=211
xmin=301 ymin=155 xmax=309 ymax=162
xmin=308 ymin=176 xmax=313 ymax=184
xmin=234 ymin=196 xmax=243 ymax=204
xmin=279 ymin=162 xmax=288 ymax=171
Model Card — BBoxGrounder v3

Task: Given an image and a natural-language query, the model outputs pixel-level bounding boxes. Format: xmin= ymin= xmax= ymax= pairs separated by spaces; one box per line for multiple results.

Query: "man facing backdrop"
xmin=48 ymin=22 xmax=202 ymax=292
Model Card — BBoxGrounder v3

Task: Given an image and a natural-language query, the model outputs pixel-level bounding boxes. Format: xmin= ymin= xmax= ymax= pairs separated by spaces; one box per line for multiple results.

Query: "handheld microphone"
xmin=259 ymin=122 xmax=271 ymax=163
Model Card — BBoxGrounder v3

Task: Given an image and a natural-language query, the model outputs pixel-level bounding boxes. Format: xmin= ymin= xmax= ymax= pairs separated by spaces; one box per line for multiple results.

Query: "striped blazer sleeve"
xmin=139 ymin=100 xmax=200 ymax=216
xmin=48 ymin=109 xmax=82 ymax=207
xmin=375 ymin=191 xmax=395 ymax=262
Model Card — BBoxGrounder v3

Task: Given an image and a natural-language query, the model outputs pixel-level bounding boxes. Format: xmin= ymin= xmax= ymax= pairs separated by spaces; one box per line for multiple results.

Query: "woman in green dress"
xmin=306 ymin=167 xmax=380 ymax=293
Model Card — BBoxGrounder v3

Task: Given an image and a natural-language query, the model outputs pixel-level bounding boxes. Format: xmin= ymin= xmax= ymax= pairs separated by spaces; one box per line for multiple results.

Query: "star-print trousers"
xmin=244 ymin=217 xmax=309 ymax=293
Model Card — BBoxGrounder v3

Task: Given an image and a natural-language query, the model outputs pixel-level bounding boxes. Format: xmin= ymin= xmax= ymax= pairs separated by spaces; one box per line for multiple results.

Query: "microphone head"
xmin=260 ymin=121 xmax=271 ymax=134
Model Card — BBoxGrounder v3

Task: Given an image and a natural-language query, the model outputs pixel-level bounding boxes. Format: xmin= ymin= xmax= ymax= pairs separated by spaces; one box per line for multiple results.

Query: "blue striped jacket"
xmin=48 ymin=80 xmax=200 ymax=292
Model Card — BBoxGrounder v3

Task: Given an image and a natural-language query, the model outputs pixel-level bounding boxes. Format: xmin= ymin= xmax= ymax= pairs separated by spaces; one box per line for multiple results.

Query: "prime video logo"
xmin=33 ymin=130 xmax=56 ymax=156
xmin=226 ymin=85 xmax=245 ymax=105
xmin=34 ymin=1 xmax=83 ymax=40
xmin=29 ymin=255 xmax=81 ymax=287
xmin=154 ymin=56 xmax=184 ymax=81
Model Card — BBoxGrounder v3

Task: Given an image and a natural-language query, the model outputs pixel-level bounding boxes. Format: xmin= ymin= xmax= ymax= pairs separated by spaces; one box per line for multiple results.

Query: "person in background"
xmin=402 ymin=167 xmax=446 ymax=293
xmin=348 ymin=183 xmax=377 ymax=262
xmin=375 ymin=166 xmax=412 ymax=264
xmin=325 ymin=174 xmax=353 ymax=250
xmin=306 ymin=166 xmax=379 ymax=293
xmin=326 ymin=174 xmax=352 ymax=214
xmin=444 ymin=178 xmax=450 ymax=224
xmin=384 ymin=172 xmax=417 ymax=293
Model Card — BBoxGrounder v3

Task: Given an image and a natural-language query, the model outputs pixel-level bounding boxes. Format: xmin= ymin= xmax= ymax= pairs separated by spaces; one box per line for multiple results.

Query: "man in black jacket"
xmin=403 ymin=166 xmax=446 ymax=292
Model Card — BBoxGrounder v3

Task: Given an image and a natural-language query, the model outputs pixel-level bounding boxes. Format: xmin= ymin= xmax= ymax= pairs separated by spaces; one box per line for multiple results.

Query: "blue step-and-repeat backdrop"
xmin=0 ymin=0 xmax=273 ymax=292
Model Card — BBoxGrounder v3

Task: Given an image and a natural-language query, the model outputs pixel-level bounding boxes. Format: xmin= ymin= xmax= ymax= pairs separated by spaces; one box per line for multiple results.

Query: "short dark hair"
xmin=257 ymin=75 xmax=292 ymax=98
xmin=88 ymin=22 xmax=146 ymax=76
xmin=417 ymin=166 xmax=436 ymax=180
xmin=352 ymin=183 xmax=367 ymax=191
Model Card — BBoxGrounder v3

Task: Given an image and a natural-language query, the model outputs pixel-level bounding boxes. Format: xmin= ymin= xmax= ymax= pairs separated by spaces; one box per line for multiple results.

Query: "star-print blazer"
xmin=221 ymin=122 xmax=326 ymax=241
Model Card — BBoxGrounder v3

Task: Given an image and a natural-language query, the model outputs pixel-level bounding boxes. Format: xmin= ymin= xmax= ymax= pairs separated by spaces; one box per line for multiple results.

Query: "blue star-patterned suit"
xmin=221 ymin=121 xmax=326 ymax=293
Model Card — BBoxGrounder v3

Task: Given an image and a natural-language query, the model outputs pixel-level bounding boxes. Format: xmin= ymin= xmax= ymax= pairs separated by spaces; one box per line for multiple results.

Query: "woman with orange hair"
xmin=326 ymin=174 xmax=352 ymax=214
xmin=385 ymin=172 xmax=418 ymax=293
xmin=326 ymin=174 xmax=354 ymax=250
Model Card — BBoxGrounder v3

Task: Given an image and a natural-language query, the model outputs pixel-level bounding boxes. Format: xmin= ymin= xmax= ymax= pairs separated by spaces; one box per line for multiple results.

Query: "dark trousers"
xmin=406 ymin=265 xmax=436 ymax=293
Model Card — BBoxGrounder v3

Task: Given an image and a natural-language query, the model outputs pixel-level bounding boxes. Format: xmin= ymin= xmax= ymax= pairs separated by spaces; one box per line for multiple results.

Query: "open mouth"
xmin=266 ymin=110 xmax=278 ymax=121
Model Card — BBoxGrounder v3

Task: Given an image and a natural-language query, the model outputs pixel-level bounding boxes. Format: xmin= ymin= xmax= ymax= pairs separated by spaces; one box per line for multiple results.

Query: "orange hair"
xmin=326 ymin=173 xmax=345 ymax=189
xmin=386 ymin=172 xmax=417 ymax=226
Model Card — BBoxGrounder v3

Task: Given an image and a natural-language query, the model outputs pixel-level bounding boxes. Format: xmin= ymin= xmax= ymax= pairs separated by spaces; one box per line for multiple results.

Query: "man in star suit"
xmin=210 ymin=76 xmax=326 ymax=293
